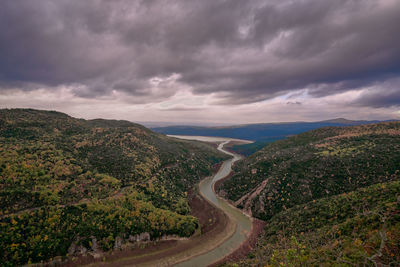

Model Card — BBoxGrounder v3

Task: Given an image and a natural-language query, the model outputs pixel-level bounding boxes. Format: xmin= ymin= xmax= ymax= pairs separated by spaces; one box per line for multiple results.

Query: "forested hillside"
xmin=0 ymin=109 xmax=228 ymax=266
xmin=228 ymin=181 xmax=400 ymax=266
xmin=219 ymin=122 xmax=400 ymax=266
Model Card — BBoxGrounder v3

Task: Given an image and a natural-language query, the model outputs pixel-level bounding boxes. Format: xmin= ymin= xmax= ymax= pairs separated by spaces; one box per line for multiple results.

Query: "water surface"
xmin=171 ymin=136 xmax=253 ymax=267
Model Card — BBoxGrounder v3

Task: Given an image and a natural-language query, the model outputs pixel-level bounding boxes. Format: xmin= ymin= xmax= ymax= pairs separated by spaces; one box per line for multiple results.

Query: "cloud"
xmin=351 ymin=78 xmax=400 ymax=108
xmin=0 ymin=0 xmax=399 ymax=115
xmin=357 ymin=89 xmax=400 ymax=108
xmin=157 ymin=105 xmax=205 ymax=112
xmin=1 ymin=86 xmax=399 ymax=125
xmin=287 ymin=101 xmax=302 ymax=105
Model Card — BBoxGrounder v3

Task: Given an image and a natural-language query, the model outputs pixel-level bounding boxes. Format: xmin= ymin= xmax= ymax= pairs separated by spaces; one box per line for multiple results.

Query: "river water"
xmin=171 ymin=136 xmax=253 ymax=267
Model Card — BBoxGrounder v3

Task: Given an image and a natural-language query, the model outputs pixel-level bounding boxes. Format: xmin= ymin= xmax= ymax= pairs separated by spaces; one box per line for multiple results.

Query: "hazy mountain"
xmin=152 ymin=118 xmax=389 ymax=155
xmin=139 ymin=121 xmax=234 ymax=128
xmin=152 ymin=119 xmax=387 ymax=140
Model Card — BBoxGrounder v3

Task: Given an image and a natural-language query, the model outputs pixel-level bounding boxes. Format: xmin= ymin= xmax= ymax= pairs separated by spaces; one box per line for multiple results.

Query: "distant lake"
xmin=168 ymin=135 xmax=253 ymax=144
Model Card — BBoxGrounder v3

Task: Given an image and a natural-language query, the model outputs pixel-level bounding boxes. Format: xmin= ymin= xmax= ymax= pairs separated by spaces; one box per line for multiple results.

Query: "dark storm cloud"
xmin=356 ymin=90 xmax=400 ymax=108
xmin=352 ymin=78 xmax=400 ymax=108
xmin=287 ymin=101 xmax=302 ymax=106
xmin=0 ymin=0 xmax=399 ymax=105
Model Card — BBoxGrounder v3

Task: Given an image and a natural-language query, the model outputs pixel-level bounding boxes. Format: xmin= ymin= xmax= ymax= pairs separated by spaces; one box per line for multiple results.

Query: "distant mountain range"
xmin=138 ymin=121 xmax=234 ymax=128
xmin=152 ymin=118 xmax=398 ymax=155
xmin=152 ymin=118 xmax=392 ymax=141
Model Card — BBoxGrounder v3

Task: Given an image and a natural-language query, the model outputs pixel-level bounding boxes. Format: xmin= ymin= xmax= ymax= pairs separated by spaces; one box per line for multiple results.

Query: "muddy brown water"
xmin=170 ymin=136 xmax=253 ymax=267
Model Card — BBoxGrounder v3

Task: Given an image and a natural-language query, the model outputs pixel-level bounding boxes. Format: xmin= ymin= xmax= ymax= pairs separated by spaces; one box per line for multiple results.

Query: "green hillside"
xmin=228 ymin=181 xmax=400 ymax=266
xmin=219 ymin=122 xmax=400 ymax=266
xmin=0 ymin=109 xmax=228 ymax=266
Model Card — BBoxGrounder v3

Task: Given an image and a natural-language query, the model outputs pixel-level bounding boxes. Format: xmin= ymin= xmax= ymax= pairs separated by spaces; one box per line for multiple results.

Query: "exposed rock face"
xmin=234 ymin=178 xmax=269 ymax=216
xmin=68 ymin=242 xmax=77 ymax=256
xmin=78 ymin=246 xmax=88 ymax=254
xmin=114 ymin=236 xmax=123 ymax=250
xmin=158 ymin=234 xmax=188 ymax=241
xmin=128 ymin=234 xmax=136 ymax=242
xmin=140 ymin=232 xmax=151 ymax=241
xmin=91 ymin=237 xmax=98 ymax=253
xmin=67 ymin=237 xmax=87 ymax=255
xmin=68 ymin=236 xmax=99 ymax=256
xmin=128 ymin=232 xmax=151 ymax=242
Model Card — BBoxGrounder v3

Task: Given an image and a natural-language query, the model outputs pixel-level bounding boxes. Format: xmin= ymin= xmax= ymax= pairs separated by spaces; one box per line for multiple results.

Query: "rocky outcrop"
xmin=68 ymin=236 xmax=100 ymax=256
xmin=128 ymin=232 xmax=151 ymax=242
xmin=114 ymin=236 xmax=123 ymax=250
xmin=91 ymin=237 xmax=99 ymax=253
xmin=234 ymin=178 xmax=269 ymax=216
xmin=157 ymin=234 xmax=188 ymax=241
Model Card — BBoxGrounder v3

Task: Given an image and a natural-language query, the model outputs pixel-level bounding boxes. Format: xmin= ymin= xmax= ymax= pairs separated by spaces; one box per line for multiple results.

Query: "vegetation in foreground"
xmin=219 ymin=122 xmax=400 ymax=266
xmin=0 ymin=109 xmax=228 ymax=266
xmin=225 ymin=181 xmax=399 ymax=266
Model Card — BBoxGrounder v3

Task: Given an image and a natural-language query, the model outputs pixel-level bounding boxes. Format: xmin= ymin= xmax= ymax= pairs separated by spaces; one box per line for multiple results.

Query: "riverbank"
xmin=211 ymin=171 xmax=266 ymax=266
xmin=79 ymin=188 xmax=237 ymax=266
xmin=58 ymin=176 xmax=236 ymax=267
xmin=173 ymin=140 xmax=252 ymax=266
xmin=61 ymin=138 xmax=259 ymax=266
xmin=209 ymin=218 xmax=266 ymax=267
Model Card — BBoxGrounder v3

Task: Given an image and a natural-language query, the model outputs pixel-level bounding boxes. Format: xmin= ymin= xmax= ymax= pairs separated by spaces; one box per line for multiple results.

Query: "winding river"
xmin=171 ymin=136 xmax=253 ymax=267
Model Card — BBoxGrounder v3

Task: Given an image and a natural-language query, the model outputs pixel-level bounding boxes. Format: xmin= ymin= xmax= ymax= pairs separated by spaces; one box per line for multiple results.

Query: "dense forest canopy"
xmin=220 ymin=122 xmax=400 ymax=266
xmin=2 ymin=109 xmax=399 ymax=266
xmin=0 ymin=109 xmax=228 ymax=266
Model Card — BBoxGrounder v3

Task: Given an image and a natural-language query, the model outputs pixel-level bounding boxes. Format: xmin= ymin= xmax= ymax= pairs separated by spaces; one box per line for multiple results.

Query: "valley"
xmin=87 ymin=137 xmax=258 ymax=267
xmin=0 ymin=109 xmax=230 ymax=266
xmin=2 ymin=2 xmax=400 ymax=266
xmin=219 ymin=122 xmax=400 ymax=266
xmin=1 ymin=109 xmax=399 ymax=266
xmin=152 ymin=119 xmax=389 ymax=156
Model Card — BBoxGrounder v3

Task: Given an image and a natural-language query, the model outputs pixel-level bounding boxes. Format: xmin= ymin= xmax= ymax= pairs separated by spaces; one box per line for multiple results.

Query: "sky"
xmin=0 ymin=0 xmax=400 ymax=125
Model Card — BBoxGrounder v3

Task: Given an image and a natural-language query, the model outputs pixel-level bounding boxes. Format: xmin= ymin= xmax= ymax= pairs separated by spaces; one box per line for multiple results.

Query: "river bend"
xmin=172 ymin=137 xmax=253 ymax=267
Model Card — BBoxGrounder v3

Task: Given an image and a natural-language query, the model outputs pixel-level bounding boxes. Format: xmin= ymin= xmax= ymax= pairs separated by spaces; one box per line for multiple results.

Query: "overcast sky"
xmin=1 ymin=0 xmax=399 ymax=125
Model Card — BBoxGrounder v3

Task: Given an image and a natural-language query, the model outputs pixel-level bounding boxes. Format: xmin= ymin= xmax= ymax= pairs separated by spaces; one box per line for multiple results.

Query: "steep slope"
xmin=0 ymin=109 xmax=228 ymax=266
xmin=220 ymin=122 xmax=400 ymax=220
xmin=218 ymin=122 xmax=400 ymax=266
xmin=228 ymin=181 xmax=400 ymax=266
